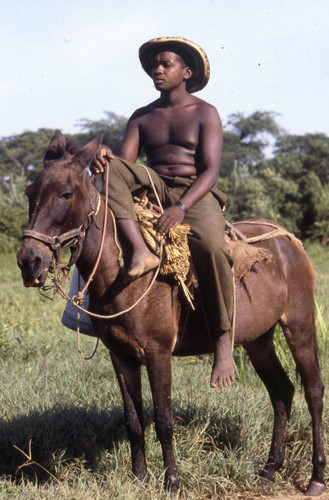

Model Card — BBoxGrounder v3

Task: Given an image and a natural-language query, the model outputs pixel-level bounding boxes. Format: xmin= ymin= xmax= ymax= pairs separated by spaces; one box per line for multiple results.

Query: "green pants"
xmin=106 ymin=157 xmax=233 ymax=334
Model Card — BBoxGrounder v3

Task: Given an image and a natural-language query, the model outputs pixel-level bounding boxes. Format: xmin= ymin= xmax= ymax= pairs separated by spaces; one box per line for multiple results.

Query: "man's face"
xmin=151 ymin=51 xmax=191 ymax=92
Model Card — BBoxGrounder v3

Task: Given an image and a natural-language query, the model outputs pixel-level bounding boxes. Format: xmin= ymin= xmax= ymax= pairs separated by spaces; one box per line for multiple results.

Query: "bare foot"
xmin=210 ymin=331 xmax=235 ymax=388
xmin=210 ymin=358 xmax=235 ymax=388
xmin=124 ymin=251 xmax=160 ymax=283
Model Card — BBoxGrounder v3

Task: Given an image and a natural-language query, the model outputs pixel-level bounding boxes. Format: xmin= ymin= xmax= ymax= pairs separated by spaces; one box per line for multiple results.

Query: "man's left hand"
xmin=155 ymin=205 xmax=186 ymax=235
xmin=91 ymin=146 xmax=114 ymax=174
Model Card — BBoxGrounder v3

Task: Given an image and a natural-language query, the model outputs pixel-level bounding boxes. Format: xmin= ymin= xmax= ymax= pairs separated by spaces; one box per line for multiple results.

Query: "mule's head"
xmin=17 ymin=130 xmax=103 ymax=287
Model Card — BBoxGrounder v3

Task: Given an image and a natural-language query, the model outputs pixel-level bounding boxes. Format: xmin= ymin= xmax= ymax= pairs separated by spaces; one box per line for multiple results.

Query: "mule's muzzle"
xmin=17 ymin=255 xmax=48 ymax=287
xmin=17 ymin=242 xmax=51 ymax=287
xmin=23 ymin=277 xmax=41 ymax=288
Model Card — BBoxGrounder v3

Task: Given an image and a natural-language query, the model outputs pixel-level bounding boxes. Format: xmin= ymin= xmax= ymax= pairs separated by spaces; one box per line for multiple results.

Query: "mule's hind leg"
xmin=245 ymin=327 xmax=295 ymax=484
xmin=110 ymin=352 xmax=148 ymax=482
xmin=281 ymin=313 xmax=326 ymax=496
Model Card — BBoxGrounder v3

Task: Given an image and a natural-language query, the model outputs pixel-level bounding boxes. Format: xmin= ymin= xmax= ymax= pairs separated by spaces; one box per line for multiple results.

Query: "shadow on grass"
xmin=173 ymin=402 xmax=245 ymax=453
xmin=0 ymin=404 xmax=128 ymax=483
xmin=0 ymin=402 xmax=246 ymax=485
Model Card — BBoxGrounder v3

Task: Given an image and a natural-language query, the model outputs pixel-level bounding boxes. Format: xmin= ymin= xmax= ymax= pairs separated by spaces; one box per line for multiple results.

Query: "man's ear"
xmin=183 ymin=67 xmax=193 ymax=83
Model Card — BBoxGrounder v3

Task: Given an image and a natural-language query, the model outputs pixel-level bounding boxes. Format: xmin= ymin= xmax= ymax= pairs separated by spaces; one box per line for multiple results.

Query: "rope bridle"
xmin=24 ymin=165 xmax=164 ymax=319
xmin=22 ymin=191 xmax=101 ymax=277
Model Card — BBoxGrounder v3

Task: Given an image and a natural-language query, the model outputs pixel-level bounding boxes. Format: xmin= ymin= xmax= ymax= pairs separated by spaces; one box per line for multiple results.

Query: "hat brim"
xmin=139 ymin=37 xmax=210 ymax=93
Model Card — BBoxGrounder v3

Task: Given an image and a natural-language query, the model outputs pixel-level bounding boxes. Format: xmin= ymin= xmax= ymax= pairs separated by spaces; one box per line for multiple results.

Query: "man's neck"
xmin=159 ymin=87 xmax=192 ymax=108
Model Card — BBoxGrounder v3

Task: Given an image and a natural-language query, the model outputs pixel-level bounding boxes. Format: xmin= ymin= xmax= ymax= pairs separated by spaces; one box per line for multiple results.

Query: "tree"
xmin=0 ymin=114 xmax=129 ymax=252
xmin=0 ymin=128 xmax=56 ymax=182
xmin=75 ymin=111 xmax=127 ymax=153
xmin=257 ymin=166 xmax=300 ymax=231
xmin=268 ymin=133 xmax=329 ymax=239
xmin=274 ymin=133 xmax=329 ymax=185
xmin=223 ymin=172 xmax=273 ymax=223
xmin=0 ymin=175 xmax=29 ymax=253
xmin=219 ymin=111 xmax=281 ymax=222
xmin=0 ymin=110 xmax=327 ymax=251
xmin=312 ymin=184 xmax=329 ymax=241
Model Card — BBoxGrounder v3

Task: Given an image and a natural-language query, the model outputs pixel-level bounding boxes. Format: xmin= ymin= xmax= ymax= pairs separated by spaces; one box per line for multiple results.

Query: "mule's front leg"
xmin=146 ymin=351 xmax=179 ymax=493
xmin=110 ymin=352 xmax=148 ymax=482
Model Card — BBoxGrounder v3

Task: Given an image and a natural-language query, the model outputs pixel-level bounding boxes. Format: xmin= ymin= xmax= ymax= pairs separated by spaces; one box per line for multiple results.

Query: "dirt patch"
xmin=253 ymin=494 xmax=327 ymax=500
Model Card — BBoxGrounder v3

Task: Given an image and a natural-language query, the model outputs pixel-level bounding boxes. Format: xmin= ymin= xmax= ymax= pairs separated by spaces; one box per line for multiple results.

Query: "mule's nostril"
xmin=16 ymin=249 xmax=24 ymax=269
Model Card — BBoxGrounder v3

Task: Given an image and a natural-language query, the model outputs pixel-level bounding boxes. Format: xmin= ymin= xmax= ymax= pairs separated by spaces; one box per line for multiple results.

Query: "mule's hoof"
xmin=133 ymin=468 xmax=149 ymax=484
xmin=165 ymin=473 xmax=180 ymax=494
xmin=304 ymin=480 xmax=326 ymax=496
xmin=259 ymin=476 xmax=274 ymax=488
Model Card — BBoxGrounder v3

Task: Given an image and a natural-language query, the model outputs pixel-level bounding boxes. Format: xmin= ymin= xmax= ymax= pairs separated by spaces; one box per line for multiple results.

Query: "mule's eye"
xmin=59 ymin=192 xmax=72 ymax=200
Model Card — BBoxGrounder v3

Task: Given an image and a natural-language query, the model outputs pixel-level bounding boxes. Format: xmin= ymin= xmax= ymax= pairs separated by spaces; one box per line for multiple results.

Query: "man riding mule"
xmin=91 ymin=37 xmax=234 ymax=389
xmin=17 ymin=129 xmax=326 ymax=495
xmin=15 ymin=35 xmax=326 ymax=496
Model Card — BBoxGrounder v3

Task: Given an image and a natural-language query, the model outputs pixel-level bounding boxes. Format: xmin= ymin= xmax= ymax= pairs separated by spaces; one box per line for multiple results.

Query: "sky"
xmin=0 ymin=0 xmax=328 ymax=139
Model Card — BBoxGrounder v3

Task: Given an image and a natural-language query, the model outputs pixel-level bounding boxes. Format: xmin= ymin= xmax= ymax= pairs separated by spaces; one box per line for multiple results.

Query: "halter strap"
xmin=22 ymin=192 xmax=101 ymax=270
xmin=22 ymin=227 xmax=84 ymax=250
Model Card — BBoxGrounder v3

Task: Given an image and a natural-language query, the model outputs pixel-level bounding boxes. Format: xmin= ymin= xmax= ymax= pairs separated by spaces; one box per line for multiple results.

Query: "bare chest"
xmin=139 ymin=109 xmax=200 ymax=151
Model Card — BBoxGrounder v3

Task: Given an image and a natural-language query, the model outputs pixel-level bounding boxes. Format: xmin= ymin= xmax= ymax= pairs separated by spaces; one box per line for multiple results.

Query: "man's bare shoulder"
xmin=193 ymin=97 xmax=220 ymax=114
xmin=191 ymin=97 xmax=222 ymax=128
xmin=128 ymin=100 xmax=161 ymax=121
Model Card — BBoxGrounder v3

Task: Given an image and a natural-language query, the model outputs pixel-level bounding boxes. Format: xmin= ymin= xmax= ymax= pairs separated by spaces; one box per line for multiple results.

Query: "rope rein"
xmin=56 ymin=246 xmax=163 ymax=319
xmin=53 ymin=163 xmax=165 ymax=321
xmin=233 ymin=220 xmax=303 ymax=245
xmin=78 ymin=166 xmax=110 ymax=298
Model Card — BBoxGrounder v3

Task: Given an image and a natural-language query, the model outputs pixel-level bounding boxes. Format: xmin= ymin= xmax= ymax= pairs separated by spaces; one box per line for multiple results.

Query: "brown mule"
xmin=17 ymin=131 xmax=326 ymax=496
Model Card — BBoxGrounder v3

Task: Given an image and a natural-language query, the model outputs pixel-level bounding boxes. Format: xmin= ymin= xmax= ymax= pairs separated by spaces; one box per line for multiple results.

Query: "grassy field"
xmin=0 ymin=244 xmax=328 ymax=499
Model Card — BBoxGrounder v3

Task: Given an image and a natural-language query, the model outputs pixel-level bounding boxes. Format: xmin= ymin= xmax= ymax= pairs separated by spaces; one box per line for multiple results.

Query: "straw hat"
xmin=139 ymin=36 xmax=210 ymax=93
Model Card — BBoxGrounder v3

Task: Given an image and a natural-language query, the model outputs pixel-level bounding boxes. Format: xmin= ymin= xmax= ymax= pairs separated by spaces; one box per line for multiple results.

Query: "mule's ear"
xmin=44 ymin=130 xmax=66 ymax=167
xmin=72 ymin=131 xmax=105 ymax=168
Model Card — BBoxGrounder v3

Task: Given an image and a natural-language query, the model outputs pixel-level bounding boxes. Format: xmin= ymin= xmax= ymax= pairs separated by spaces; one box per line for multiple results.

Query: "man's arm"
xmin=156 ymin=104 xmax=223 ymax=235
xmin=117 ymin=114 xmax=141 ymax=161
xmin=178 ymin=104 xmax=223 ymax=208
xmin=91 ymin=112 xmax=141 ymax=172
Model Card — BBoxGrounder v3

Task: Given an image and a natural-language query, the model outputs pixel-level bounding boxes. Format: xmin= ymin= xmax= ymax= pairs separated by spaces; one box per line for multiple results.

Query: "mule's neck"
xmin=76 ymin=179 xmax=122 ymax=293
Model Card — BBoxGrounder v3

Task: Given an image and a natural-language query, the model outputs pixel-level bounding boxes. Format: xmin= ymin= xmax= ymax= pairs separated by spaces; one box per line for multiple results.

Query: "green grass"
xmin=0 ymin=246 xmax=328 ymax=499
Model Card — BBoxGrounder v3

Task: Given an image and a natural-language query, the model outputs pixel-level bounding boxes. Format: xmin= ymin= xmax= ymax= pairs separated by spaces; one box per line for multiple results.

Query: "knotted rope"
xmin=133 ymin=193 xmax=195 ymax=309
